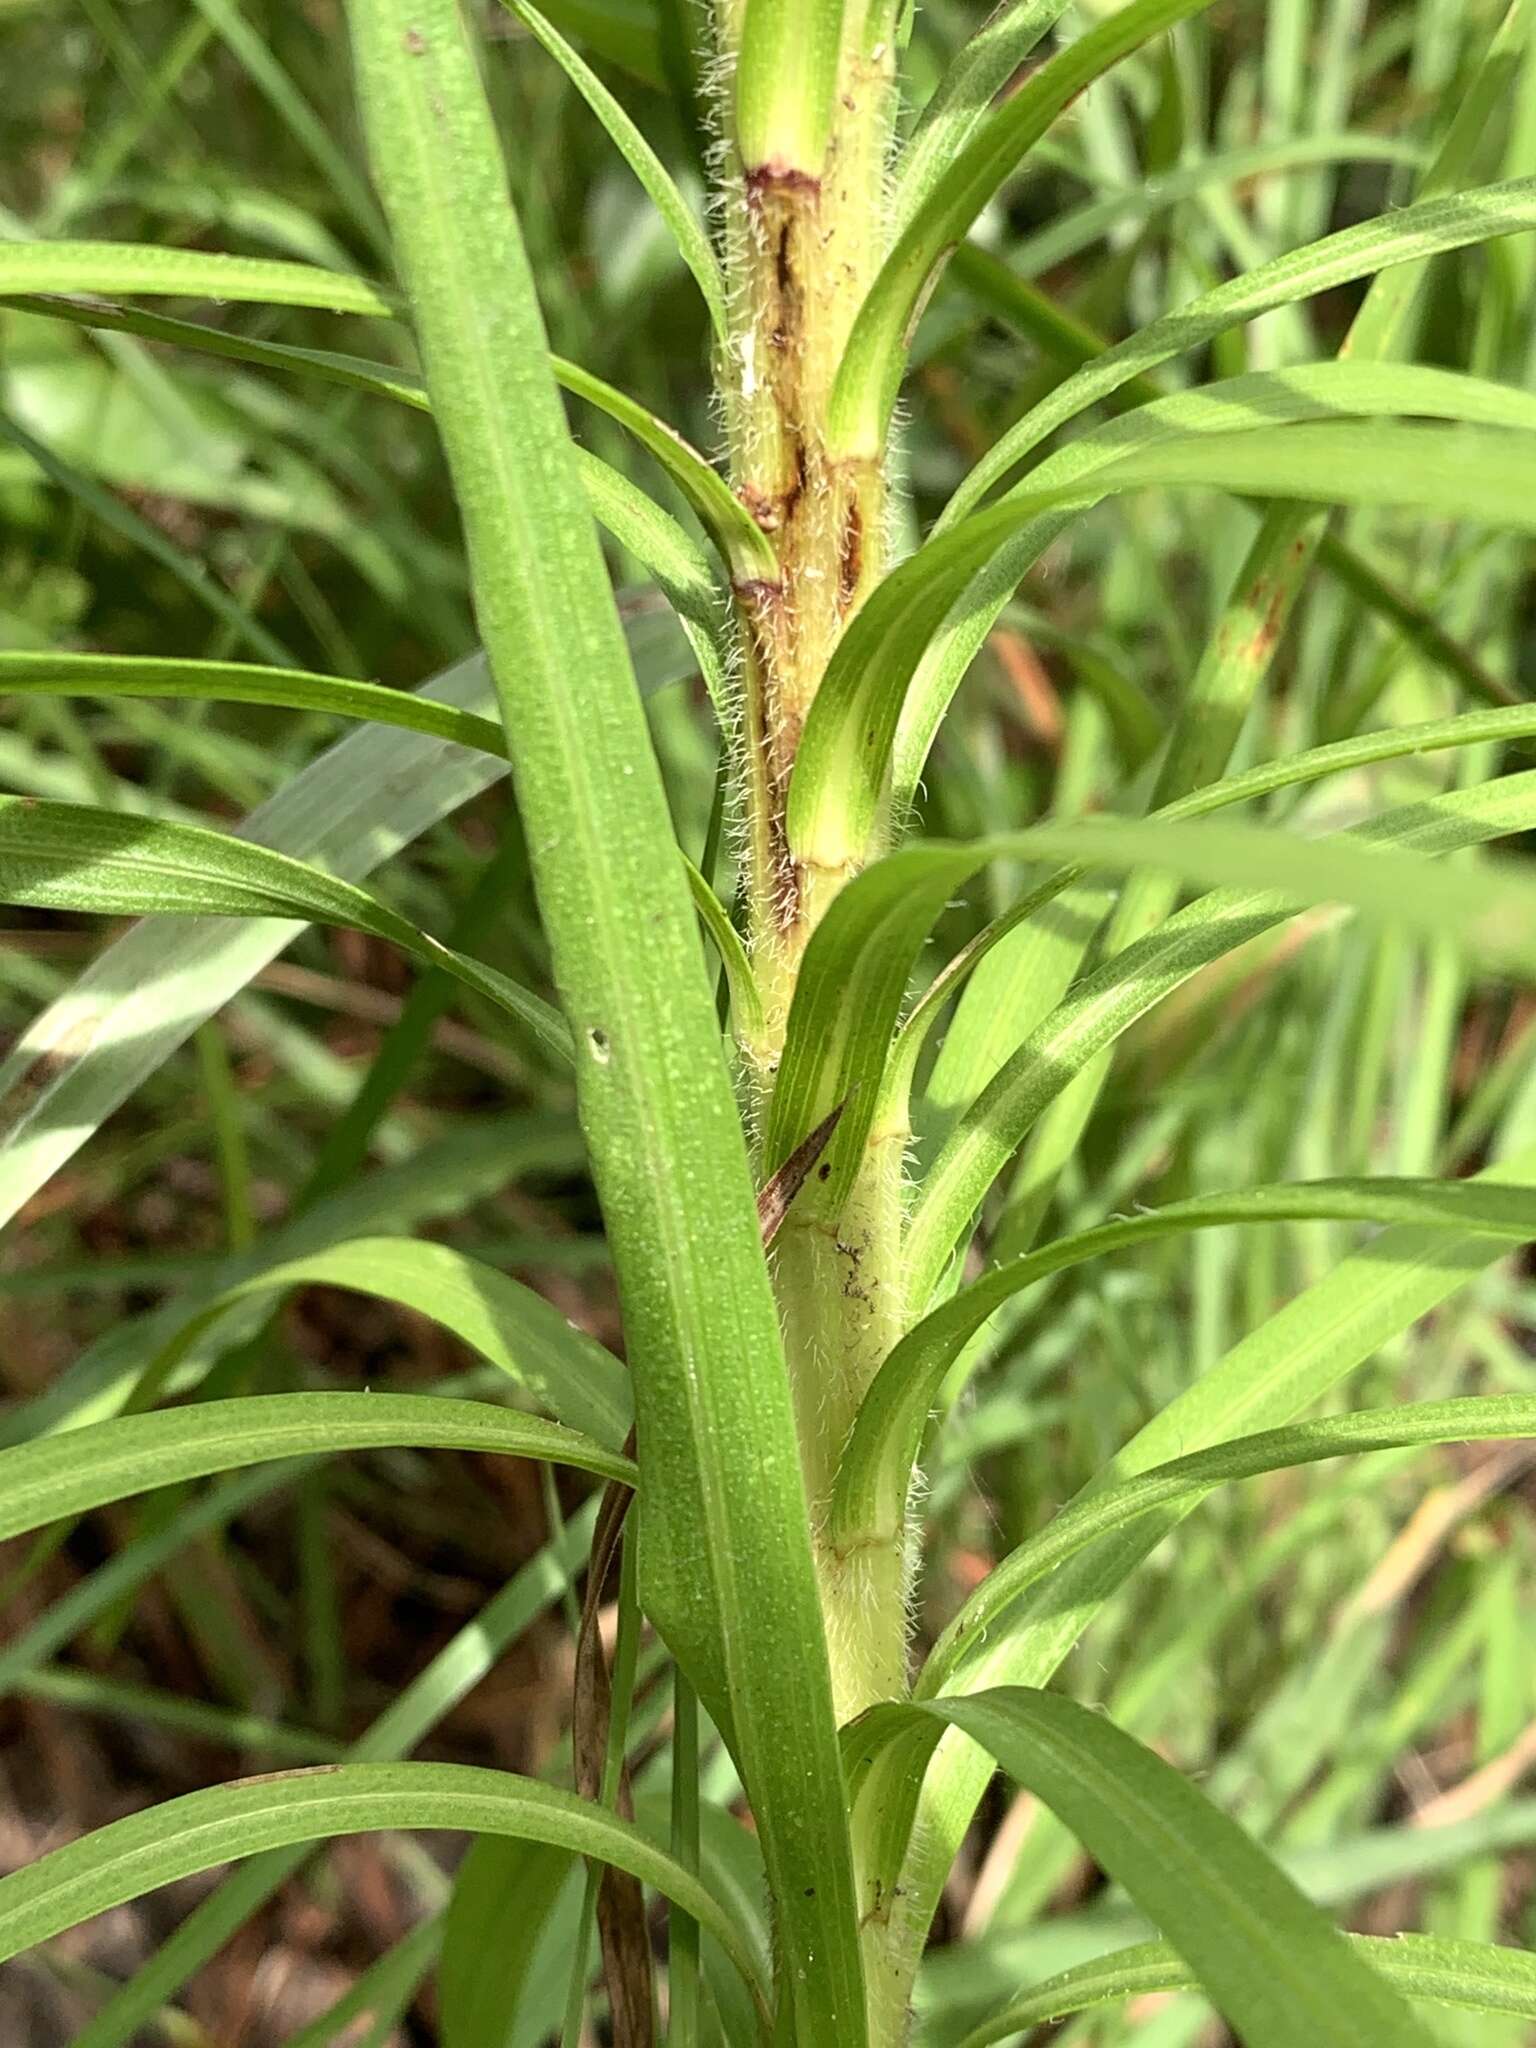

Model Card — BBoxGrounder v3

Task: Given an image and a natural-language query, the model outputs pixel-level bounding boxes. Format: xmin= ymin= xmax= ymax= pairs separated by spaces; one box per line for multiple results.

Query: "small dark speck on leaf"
xmin=403 ymin=26 xmax=426 ymax=53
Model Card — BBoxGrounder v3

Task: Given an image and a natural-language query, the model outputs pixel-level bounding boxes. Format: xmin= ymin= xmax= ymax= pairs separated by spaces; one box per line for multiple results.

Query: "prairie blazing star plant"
xmin=4 ymin=0 xmax=1536 ymax=2044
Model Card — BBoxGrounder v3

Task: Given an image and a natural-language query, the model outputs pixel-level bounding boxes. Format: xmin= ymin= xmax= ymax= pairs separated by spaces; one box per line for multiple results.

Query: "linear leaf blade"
xmin=346 ymin=0 xmax=865 ymax=2034
xmin=0 ymin=1392 xmax=634 ymax=1542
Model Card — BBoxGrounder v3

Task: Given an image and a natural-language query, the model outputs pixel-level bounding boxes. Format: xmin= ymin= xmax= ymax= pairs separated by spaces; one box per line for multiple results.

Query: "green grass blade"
xmin=347 ymin=0 xmax=865 ymax=2034
xmin=0 ymin=650 xmax=505 ymax=1229
xmin=0 ymin=1394 xmax=633 ymax=1542
xmin=0 ymin=651 xmax=509 ymax=754
xmin=834 ymin=1185 xmax=1536 ymax=1549
xmin=896 ymin=701 xmax=1536 ymax=1150
xmin=141 ymin=1235 xmax=632 ymax=1451
xmin=61 ymin=1506 xmax=601 ymax=2048
xmin=507 ymin=0 xmax=727 ymax=341
xmin=886 ymin=1127 xmax=1536 ymax=2021
xmin=771 ymin=722 xmax=1536 ymax=1227
xmin=905 ymin=769 xmax=1536 ymax=1304
xmin=921 ymin=1396 xmax=1536 ymax=1695
xmin=0 ymin=1761 xmax=766 ymax=2032
xmin=793 ymin=410 xmax=1536 ymax=869
xmin=185 ymin=0 xmax=391 ymax=256
xmin=0 ymin=238 xmax=396 ymax=313
xmin=855 ymin=1693 xmax=1437 ymax=2048
xmin=826 ymin=0 xmax=1223 ymax=461
xmin=6 ymin=291 xmax=736 ymax=657
xmin=0 ymin=796 xmax=571 ymax=1062
xmin=950 ymin=1934 xmax=1536 ymax=2048
xmin=556 ymin=355 xmax=778 ymax=582
xmin=941 ymin=177 xmax=1536 ymax=526
xmin=684 ymin=854 xmax=767 ymax=1047
xmin=891 ymin=1 xmax=1071 ymax=230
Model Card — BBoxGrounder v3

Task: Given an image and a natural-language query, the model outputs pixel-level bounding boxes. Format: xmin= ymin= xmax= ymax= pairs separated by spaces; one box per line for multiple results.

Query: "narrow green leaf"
xmin=508 ymin=0 xmax=727 ymax=341
xmin=0 ymin=650 xmax=508 ymax=1230
xmin=883 ymin=1135 xmax=1536 ymax=2024
xmin=141 ymin=1236 xmax=633 ymax=1452
xmin=54 ymin=1508 xmax=602 ymax=2048
xmin=532 ymin=0 xmax=666 ymax=88
xmin=834 ymin=1187 xmax=1536 ymax=1549
xmin=0 ymin=1762 xmax=766 ymax=2033
xmin=876 ymin=177 xmax=1536 ymax=825
xmin=826 ymin=0 xmax=1223 ymax=461
xmin=2 ymin=291 xmax=736 ymax=684
xmin=891 ymin=1 xmax=1072 ymax=230
xmin=943 ymin=177 xmax=1536 ymax=527
xmin=347 ymin=1 xmax=865 ymax=2035
xmin=848 ymin=1691 xmax=1437 ymax=2048
xmin=905 ymin=769 xmax=1536 ymax=1304
xmin=772 ymin=765 xmax=1536 ymax=1237
xmin=920 ymin=1396 xmax=1536 ymax=1696
xmin=556 ymin=355 xmax=778 ymax=582
xmin=794 ymin=406 xmax=1536 ymax=870
xmin=684 ymin=854 xmax=767 ymax=1047
xmin=0 ymin=1392 xmax=634 ymax=1543
xmin=0 ymin=797 xmax=571 ymax=1063
xmin=0 ymin=651 xmax=509 ymax=755
xmin=0 ymin=238 xmax=396 ymax=314
xmin=950 ymin=1934 xmax=1536 ymax=2048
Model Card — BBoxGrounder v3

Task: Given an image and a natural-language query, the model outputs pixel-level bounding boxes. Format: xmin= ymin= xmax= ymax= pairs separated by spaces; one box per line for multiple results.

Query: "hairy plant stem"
xmin=717 ymin=8 xmax=908 ymax=1744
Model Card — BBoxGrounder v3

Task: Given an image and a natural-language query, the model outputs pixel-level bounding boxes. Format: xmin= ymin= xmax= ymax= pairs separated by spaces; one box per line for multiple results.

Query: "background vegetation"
xmin=1 ymin=0 xmax=1534 ymax=2043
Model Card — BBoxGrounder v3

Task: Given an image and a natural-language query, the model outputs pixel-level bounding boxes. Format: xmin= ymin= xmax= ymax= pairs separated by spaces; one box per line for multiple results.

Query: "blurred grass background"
xmin=1 ymin=1 xmax=1535 ymax=2042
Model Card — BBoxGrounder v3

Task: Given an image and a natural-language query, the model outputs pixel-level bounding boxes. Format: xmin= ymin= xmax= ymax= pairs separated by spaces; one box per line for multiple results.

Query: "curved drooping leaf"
xmin=916 ymin=1396 xmax=1536 ymax=1696
xmin=556 ymin=354 xmax=777 ymax=583
xmin=891 ymin=1 xmax=1071 ymax=230
xmin=0 ymin=1392 xmax=635 ymax=1544
xmin=138 ymin=1236 xmax=632 ymax=1452
xmin=524 ymin=0 xmax=666 ymax=87
xmin=684 ymin=855 xmax=767 ymax=1047
xmin=0 ymin=1761 xmax=767 ymax=2035
xmin=791 ymin=412 xmax=1536 ymax=870
xmin=827 ymin=0 xmax=1222 ymax=460
xmin=882 ymin=176 xmax=1536 ymax=820
xmin=831 ymin=1187 xmax=1536 ymax=1549
xmin=0 ymin=797 xmax=571 ymax=1063
xmin=0 ymin=649 xmax=515 ymax=1232
xmin=3 ymin=241 xmax=769 ymax=587
xmin=770 ymin=768 xmax=1536 ymax=1238
xmin=882 ymin=1128 xmax=1536 ymax=2020
xmin=50 ymin=1508 xmax=602 ymax=2048
xmin=1001 ymin=132 xmax=1426 ymax=284
xmin=949 ymin=1933 xmax=1536 ymax=2048
xmin=7 ymin=289 xmax=734 ymax=700
xmin=904 ymin=768 xmax=1536 ymax=1306
xmin=508 ymin=0 xmax=727 ymax=339
xmin=0 ymin=238 xmax=397 ymax=314
xmin=0 ymin=651 xmax=509 ymax=755
xmin=897 ymin=702 xmax=1536 ymax=1150
xmin=942 ymin=177 xmax=1536 ymax=525
xmin=843 ymin=1690 xmax=1438 ymax=2048
xmin=348 ymin=2 xmax=866 ymax=2038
